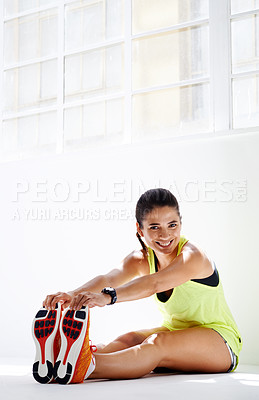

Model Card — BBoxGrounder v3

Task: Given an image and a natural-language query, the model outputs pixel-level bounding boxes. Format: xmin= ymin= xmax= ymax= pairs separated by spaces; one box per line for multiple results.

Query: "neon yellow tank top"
xmin=147 ymin=236 xmax=242 ymax=361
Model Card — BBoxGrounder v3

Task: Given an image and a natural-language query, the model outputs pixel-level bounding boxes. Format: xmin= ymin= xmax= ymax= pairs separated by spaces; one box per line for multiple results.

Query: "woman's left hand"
xmin=69 ymin=291 xmax=111 ymax=310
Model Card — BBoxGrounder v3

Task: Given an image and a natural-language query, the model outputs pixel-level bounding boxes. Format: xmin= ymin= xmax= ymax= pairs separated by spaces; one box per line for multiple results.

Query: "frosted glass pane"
xmin=64 ymin=107 xmax=82 ymax=140
xmin=132 ymin=0 xmax=209 ymax=34
xmin=38 ymin=112 xmax=57 ymax=145
xmin=64 ymin=55 xmax=82 ymax=96
xmin=133 ymin=25 xmax=209 ymax=90
xmin=106 ymin=0 xmax=124 ymax=39
xmin=40 ymin=13 xmax=58 ymax=58
xmin=83 ymin=103 xmax=105 ymax=137
xmin=2 ymin=119 xmax=18 ymax=153
xmin=18 ymin=115 xmax=38 ymax=149
xmin=106 ymin=99 xmax=124 ymax=135
xmin=82 ymin=51 xmax=103 ymax=91
xmin=65 ymin=1 xmax=103 ymax=52
xmin=19 ymin=64 xmax=39 ymax=107
xmin=132 ymin=84 xmax=210 ymax=140
xmin=3 ymin=69 xmax=17 ymax=112
xmin=4 ymin=10 xmax=58 ymax=65
xmin=19 ymin=15 xmax=38 ymax=61
xmin=65 ymin=45 xmax=124 ymax=101
xmin=4 ymin=0 xmax=54 ymax=16
xmin=41 ymin=59 xmax=58 ymax=100
xmin=4 ymin=60 xmax=57 ymax=112
xmin=4 ymin=21 xmax=17 ymax=66
xmin=231 ymin=0 xmax=259 ymax=14
xmin=233 ymin=75 xmax=259 ymax=128
xmin=106 ymin=46 xmax=124 ymax=89
xmin=231 ymin=15 xmax=259 ymax=73
xmin=2 ymin=112 xmax=57 ymax=157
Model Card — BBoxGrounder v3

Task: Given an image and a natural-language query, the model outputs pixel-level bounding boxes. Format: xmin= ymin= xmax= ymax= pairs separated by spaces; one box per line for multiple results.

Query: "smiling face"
xmin=137 ymin=206 xmax=182 ymax=256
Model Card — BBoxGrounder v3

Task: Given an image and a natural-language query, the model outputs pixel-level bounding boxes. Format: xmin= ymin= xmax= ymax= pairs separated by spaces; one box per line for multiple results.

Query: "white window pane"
xmin=40 ymin=13 xmax=58 ymax=58
xmin=133 ymin=25 xmax=209 ymax=90
xmin=233 ymin=75 xmax=259 ymax=128
xmin=106 ymin=0 xmax=124 ymax=40
xmin=2 ymin=119 xmax=18 ymax=153
xmin=18 ymin=115 xmax=38 ymax=149
xmin=64 ymin=55 xmax=82 ymax=97
xmin=231 ymin=0 xmax=259 ymax=14
xmin=132 ymin=84 xmax=210 ymax=140
xmin=19 ymin=64 xmax=39 ymax=108
xmin=38 ymin=112 xmax=57 ymax=145
xmin=4 ymin=0 xmax=55 ymax=17
xmin=3 ymin=69 xmax=17 ymax=112
xmin=4 ymin=60 xmax=57 ymax=112
xmin=41 ymin=59 xmax=58 ymax=101
xmin=4 ymin=10 xmax=58 ymax=65
xmin=232 ymin=15 xmax=259 ymax=73
xmin=106 ymin=98 xmax=124 ymax=135
xmin=65 ymin=1 xmax=104 ymax=52
xmin=4 ymin=21 xmax=18 ymax=66
xmin=132 ymin=0 xmax=209 ymax=35
xmin=83 ymin=102 xmax=105 ymax=137
xmin=64 ymin=107 xmax=82 ymax=141
xmin=19 ymin=15 xmax=38 ymax=61
xmin=65 ymin=45 xmax=124 ymax=102
xmin=82 ymin=51 xmax=103 ymax=91
xmin=106 ymin=45 xmax=124 ymax=89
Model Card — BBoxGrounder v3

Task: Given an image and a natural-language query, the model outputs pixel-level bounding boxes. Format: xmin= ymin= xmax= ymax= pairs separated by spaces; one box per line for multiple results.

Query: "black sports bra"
xmin=154 ymin=252 xmax=219 ymax=303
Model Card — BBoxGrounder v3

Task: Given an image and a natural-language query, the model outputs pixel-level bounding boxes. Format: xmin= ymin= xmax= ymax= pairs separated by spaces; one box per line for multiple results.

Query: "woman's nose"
xmin=159 ymin=228 xmax=170 ymax=238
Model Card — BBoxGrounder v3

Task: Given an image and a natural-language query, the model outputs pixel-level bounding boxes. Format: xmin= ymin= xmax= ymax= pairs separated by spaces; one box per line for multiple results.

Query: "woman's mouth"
xmin=156 ymin=240 xmax=173 ymax=248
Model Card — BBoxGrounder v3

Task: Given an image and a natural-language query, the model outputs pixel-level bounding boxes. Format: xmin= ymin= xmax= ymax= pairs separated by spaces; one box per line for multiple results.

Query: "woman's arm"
xmin=70 ymin=248 xmax=209 ymax=309
xmin=43 ymin=249 xmax=148 ymax=310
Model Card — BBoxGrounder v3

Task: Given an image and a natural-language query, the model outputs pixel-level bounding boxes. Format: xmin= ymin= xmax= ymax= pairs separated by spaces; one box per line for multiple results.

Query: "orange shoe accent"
xmin=70 ymin=312 xmax=91 ymax=383
xmin=53 ymin=306 xmax=95 ymax=384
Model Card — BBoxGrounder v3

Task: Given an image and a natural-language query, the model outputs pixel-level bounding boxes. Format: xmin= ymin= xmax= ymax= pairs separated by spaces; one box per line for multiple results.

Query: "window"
xmin=231 ymin=0 xmax=259 ymax=128
xmin=0 ymin=0 xmax=258 ymax=162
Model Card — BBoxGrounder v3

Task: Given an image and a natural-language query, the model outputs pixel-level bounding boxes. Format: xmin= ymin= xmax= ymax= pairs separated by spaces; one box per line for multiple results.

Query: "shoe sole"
xmin=53 ymin=306 xmax=89 ymax=384
xmin=32 ymin=304 xmax=61 ymax=384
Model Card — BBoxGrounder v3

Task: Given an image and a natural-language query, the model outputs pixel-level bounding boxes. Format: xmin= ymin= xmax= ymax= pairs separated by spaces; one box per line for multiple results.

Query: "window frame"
xmin=0 ymin=0 xmax=259 ymax=162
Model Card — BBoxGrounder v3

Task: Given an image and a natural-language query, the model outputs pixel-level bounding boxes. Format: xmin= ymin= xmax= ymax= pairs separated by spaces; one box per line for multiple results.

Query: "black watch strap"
xmin=101 ymin=287 xmax=117 ymax=305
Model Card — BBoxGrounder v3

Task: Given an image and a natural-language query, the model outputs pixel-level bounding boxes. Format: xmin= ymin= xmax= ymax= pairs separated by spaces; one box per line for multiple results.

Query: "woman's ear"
xmin=136 ymin=222 xmax=144 ymax=237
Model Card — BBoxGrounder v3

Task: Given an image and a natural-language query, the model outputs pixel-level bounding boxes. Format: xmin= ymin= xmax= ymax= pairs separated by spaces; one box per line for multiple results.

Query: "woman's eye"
xmin=150 ymin=226 xmax=158 ymax=230
xmin=169 ymin=223 xmax=176 ymax=228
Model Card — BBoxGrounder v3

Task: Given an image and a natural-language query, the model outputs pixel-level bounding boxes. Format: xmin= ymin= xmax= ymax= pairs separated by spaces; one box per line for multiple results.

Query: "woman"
xmin=32 ymin=188 xmax=242 ymax=384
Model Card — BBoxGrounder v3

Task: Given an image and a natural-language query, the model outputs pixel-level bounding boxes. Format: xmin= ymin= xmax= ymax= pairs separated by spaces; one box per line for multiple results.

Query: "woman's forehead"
xmin=144 ymin=206 xmax=179 ymax=223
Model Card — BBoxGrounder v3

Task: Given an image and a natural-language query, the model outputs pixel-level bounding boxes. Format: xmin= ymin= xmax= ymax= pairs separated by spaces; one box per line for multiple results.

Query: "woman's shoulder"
xmin=123 ymin=249 xmax=150 ymax=276
xmin=180 ymin=239 xmax=214 ymax=277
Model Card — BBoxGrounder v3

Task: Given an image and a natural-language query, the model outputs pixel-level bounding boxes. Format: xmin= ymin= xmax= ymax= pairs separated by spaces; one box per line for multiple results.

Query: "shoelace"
xmin=89 ymin=340 xmax=97 ymax=364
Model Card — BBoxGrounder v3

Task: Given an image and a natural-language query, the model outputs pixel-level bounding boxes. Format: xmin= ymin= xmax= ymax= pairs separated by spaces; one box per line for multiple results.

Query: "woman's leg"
xmin=89 ymin=327 xmax=232 ymax=380
xmin=97 ymin=326 xmax=169 ymax=353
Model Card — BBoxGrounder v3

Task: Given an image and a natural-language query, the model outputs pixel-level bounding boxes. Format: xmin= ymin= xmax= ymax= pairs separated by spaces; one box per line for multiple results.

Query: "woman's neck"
xmin=155 ymin=246 xmax=178 ymax=270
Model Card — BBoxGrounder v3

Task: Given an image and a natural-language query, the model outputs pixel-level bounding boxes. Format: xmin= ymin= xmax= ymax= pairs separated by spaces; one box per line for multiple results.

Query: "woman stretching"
xmin=32 ymin=188 xmax=242 ymax=384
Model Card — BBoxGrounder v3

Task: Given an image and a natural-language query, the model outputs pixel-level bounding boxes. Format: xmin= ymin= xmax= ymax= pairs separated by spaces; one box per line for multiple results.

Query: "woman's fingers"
xmin=70 ymin=293 xmax=87 ymax=310
xmin=43 ymin=292 xmax=72 ymax=310
xmin=70 ymin=292 xmax=109 ymax=310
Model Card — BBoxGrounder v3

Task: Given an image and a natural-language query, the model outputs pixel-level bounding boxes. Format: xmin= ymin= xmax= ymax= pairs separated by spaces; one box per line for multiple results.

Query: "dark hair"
xmin=135 ymin=188 xmax=181 ymax=252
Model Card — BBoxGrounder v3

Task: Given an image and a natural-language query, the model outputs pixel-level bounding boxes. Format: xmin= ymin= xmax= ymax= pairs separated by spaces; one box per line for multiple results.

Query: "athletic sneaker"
xmin=32 ymin=303 xmax=62 ymax=384
xmin=53 ymin=306 xmax=96 ymax=384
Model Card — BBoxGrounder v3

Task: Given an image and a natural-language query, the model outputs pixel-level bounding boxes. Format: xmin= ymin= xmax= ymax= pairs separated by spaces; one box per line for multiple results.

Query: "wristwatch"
xmin=101 ymin=287 xmax=117 ymax=305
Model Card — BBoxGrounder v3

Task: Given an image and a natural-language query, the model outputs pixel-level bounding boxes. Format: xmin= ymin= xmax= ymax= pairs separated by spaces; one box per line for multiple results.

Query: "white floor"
xmin=1 ymin=359 xmax=259 ymax=400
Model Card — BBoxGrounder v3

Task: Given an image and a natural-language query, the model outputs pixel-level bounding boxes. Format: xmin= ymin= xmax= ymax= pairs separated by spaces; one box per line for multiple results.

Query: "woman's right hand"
xmin=43 ymin=292 xmax=73 ymax=310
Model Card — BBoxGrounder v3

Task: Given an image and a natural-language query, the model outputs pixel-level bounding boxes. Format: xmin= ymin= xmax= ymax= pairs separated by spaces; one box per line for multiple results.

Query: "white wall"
xmin=0 ymin=131 xmax=258 ymax=365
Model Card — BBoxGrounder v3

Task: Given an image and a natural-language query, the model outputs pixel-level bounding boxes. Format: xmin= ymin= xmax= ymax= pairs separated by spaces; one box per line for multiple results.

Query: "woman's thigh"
xmin=97 ymin=326 xmax=170 ymax=353
xmin=156 ymin=327 xmax=232 ymax=373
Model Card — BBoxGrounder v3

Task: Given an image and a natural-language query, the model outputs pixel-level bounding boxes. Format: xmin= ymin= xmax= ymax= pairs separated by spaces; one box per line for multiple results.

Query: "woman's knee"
xmin=115 ymin=331 xmax=145 ymax=347
xmin=143 ymin=331 xmax=168 ymax=348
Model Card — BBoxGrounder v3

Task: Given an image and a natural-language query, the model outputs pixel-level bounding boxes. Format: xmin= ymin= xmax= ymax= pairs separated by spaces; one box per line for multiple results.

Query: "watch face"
xmin=102 ymin=287 xmax=117 ymax=304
